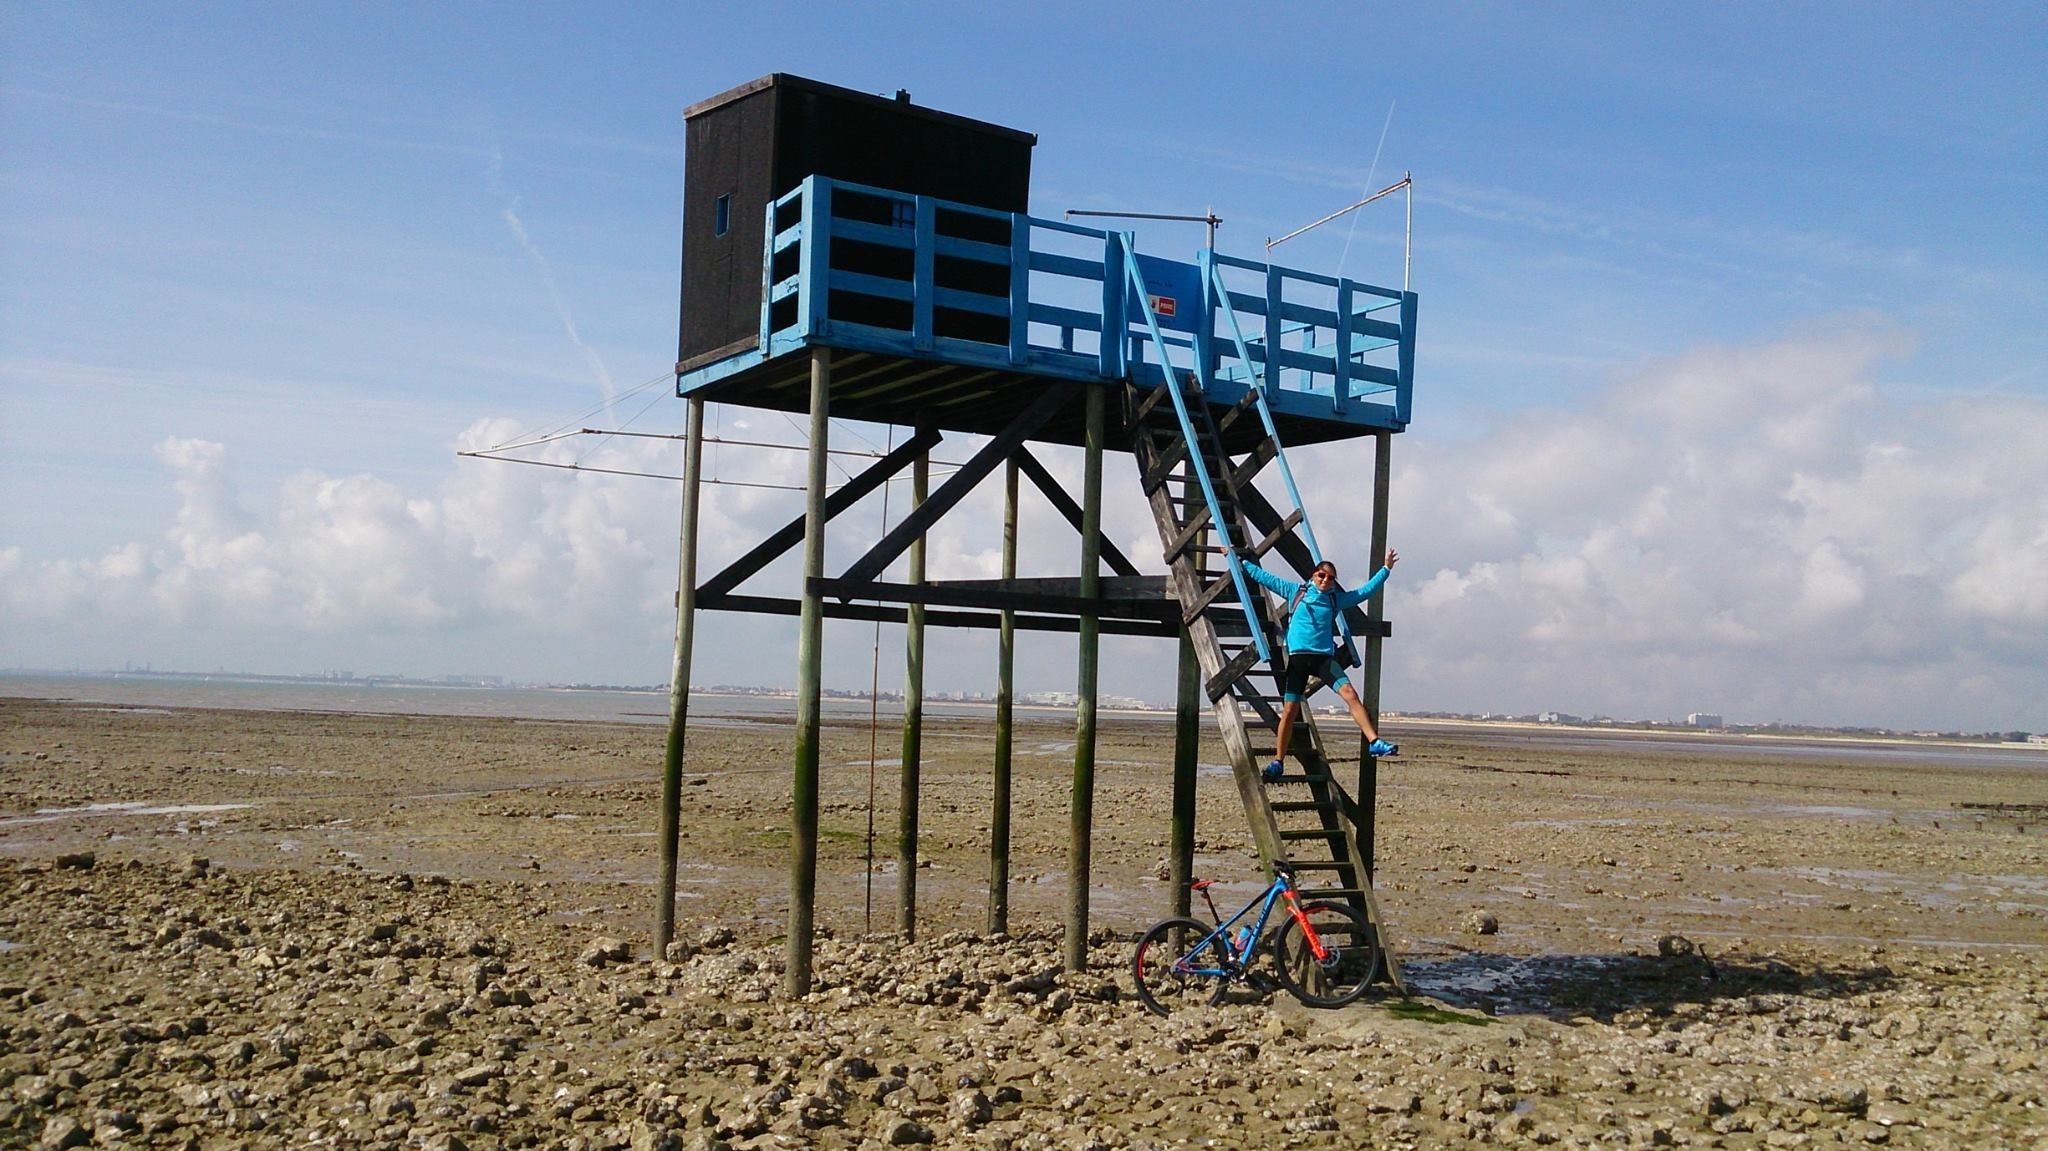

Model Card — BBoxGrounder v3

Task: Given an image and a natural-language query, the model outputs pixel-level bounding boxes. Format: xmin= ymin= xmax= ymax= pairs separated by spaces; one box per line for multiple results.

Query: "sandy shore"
xmin=2 ymin=695 xmax=2044 ymax=1149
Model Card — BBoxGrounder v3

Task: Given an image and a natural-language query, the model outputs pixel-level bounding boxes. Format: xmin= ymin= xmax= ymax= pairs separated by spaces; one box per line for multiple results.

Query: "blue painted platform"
xmin=676 ymin=177 xmax=1417 ymax=450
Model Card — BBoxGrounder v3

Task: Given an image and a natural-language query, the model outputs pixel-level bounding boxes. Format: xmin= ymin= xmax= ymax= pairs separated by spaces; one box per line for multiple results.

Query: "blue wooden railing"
xmin=678 ymin=175 xmax=1416 ymax=433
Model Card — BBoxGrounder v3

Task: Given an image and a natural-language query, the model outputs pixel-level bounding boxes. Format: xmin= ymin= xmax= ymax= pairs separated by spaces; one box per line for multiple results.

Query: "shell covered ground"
xmin=2 ymin=695 xmax=2044 ymax=1149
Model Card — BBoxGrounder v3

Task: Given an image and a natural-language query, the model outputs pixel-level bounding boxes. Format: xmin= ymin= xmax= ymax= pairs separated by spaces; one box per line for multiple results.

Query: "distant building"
xmin=1024 ymin=691 xmax=1079 ymax=707
xmin=1687 ymin=713 xmax=1724 ymax=729
xmin=1538 ymin=711 xmax=1582 ymax=724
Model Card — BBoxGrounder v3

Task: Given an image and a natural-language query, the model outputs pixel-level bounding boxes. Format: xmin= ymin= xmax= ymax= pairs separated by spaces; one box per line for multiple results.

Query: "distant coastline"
xmin=3 ymin=668 xmax=2039 ymax=748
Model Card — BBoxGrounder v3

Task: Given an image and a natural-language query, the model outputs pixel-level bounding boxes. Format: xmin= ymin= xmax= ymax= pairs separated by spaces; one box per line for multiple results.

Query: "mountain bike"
xmin=1131 ymin=861 xmax=1379 ymax=1016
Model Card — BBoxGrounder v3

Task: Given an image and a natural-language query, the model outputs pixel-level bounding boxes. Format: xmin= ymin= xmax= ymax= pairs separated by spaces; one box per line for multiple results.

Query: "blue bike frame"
xmin=1178 ymin=871 xmax=1319 ymax=978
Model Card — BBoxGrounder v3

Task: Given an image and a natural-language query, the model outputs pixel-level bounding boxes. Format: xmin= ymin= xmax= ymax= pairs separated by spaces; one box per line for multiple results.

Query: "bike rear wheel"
xmin=1271 ymin=900 xmax=1379 ymax=1008
xmin=1131 ymin=916 xmax=1229 ymax=1017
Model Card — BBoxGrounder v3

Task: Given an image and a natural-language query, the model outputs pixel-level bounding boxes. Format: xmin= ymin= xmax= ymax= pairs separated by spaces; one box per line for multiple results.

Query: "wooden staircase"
xmin=1124 ymin=370 xmax=1406 ymax=992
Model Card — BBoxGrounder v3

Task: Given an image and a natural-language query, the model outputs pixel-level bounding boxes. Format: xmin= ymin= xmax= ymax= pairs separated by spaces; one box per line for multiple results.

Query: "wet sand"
xmin=2 ymin=696 xmax=2044 ymax=1149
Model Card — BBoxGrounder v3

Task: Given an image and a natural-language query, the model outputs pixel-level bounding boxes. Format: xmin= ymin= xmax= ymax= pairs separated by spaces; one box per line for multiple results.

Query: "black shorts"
xmin=1282 ymin=652 xmax=1347 ymax=703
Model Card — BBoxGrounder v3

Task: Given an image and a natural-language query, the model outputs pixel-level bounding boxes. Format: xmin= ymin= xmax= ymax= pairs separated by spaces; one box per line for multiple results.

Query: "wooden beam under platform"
xmin=696 ymin=590 xmax=1179 ymax=638
xmin=811 ymin=576 xmax=1172 ymax=622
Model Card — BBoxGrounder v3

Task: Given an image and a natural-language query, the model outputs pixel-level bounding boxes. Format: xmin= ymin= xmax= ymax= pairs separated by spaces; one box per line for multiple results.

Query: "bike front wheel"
xmin=1131 ymin=916 xmax=1230 ymax=1017
xmin=1271 ymin=900 xmax=1379 ymax=1008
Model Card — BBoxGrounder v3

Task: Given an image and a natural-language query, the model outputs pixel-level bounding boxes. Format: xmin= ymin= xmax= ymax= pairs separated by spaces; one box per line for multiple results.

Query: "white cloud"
xmin=1303 ymin=320 xmax=2048 ymax=729
xmin=3 ymin=324 xmax=2043 ymax=729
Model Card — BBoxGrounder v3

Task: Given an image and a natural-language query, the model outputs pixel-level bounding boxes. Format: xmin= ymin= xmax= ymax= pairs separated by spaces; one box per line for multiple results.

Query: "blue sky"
xmin=4 ymin=3 xmax=2044 ymax=729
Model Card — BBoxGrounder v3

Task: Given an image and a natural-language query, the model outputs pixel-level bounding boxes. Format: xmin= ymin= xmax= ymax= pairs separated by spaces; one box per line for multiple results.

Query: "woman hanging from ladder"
xmin=1240 ymin=551 xmax=1401 ymax=781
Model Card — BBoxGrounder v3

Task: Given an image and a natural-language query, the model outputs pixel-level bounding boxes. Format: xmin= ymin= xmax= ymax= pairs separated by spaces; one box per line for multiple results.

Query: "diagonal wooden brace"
xmin=837 ymin=382 xmax=1081 ymax=591
xmin=699 ymin=425 xmax=945 ymax=598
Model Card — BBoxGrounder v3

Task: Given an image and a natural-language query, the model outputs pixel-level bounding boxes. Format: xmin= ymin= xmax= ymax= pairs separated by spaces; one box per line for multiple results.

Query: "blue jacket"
xmin=1242 ymin=561 xmax=1388 ymax=656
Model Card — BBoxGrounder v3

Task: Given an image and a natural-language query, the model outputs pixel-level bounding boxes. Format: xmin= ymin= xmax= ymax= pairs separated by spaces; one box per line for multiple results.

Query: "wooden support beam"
xmin=1170 ymin=452 xmax=1202 ymax=923
xmin=1066 ymin=384 xmax=1104 ymax=973
xmin=990 ymin=457 xmax=1017 ymax=936
xmin=1160 ymin=502 xmax=1214 ymax=564
xmin=1227 ymin=437 xmax=1278 ymax=492
xmin=810 ymin=577 xmax=1172 ymax=622
xmin=699 ymin=426 xmax=943 ymax=599
xmin=838 ymin=383 xmax=1077 ymax=590
xmin=1361 ymin=430 xmax=1392 ymax=883
xmin=697 ymin=592 xmax=1178 ymax=637
xmin=1012 ymin=447 xmax=1142 ymax=578
xmin=912 ymin=575 xmax=1170 ymax=598
xmin=788 ymin=349 xmax=829 ymax=997
xmin=898 ymin=447 xmax=928 ymax=941
xmin=656 ymin=396 xmax=705 ymax=955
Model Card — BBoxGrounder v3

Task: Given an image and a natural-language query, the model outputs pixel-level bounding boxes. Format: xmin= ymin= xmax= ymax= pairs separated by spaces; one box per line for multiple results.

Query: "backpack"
xmin=1282 ymin=577 xmax=1361 ymax=669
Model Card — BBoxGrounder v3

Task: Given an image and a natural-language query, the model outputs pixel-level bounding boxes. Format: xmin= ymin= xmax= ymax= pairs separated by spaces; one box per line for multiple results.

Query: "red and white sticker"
xmin=1149 ymin=295 xmax=1178 ymax=318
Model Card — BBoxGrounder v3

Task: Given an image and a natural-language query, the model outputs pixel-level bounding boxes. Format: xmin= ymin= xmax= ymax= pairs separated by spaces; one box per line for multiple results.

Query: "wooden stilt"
xmin=1170 ymin=454 xmax=1201 ymax=920
xmin=1066 ymin=385 xmax=1104 ymax=972
xmin=656 ymin=397 xmax=706 ymax=954
xmin=1171 ymin=627 xmax=1199 ymax=920
xmin=897 ymin=445 xmax=928 ymax=940
xmin=789 ymin=349 xmax=829 ymax=997
xmin=1360 ymin=430 xmax=1392 ymax=879
xmin=989 ymin=456 xmax=1018 ymax=936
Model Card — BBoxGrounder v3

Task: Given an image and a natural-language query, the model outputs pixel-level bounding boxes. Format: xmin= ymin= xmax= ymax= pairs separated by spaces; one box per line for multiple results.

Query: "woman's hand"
xmin=1384 ymin=547 xmax=1399 ymax=569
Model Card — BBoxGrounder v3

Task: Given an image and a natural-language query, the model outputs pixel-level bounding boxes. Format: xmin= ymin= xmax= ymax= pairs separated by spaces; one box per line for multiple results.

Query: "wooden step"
xmin=1161 ymin=505 xmax=1216 ymax=562
xmin=1180 ymin=571 xmax=1245 ymax=625
xmin=1215 ymin=387 xmax=1263 ymax=436
xmin=1279 ymin=828 xmax=1346 ymax=842
xmin=1205 ymin=646 xmax=1262 ymax=702
xmin=1229 ymin=438 xmax=1278 ymax=490
xmin=1299 ymin=888 xmax=1371 ymax=902
xmin=1246 ymin=509 xmax=1305 ymax=560
xmin=1130 ymin=380 xmax=1175 ymax=425
xmin=1139 ymin=439 xmax=1191 ymax=494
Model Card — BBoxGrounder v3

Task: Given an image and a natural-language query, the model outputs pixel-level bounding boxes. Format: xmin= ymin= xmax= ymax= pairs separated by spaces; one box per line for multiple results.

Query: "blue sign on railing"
xmin=1127 ymin=254 xmax=1204 ymax=335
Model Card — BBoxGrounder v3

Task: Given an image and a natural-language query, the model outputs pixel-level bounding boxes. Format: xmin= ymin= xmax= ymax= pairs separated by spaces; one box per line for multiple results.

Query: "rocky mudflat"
xmin=2 ymin=696 xmax=2045 ymax=1149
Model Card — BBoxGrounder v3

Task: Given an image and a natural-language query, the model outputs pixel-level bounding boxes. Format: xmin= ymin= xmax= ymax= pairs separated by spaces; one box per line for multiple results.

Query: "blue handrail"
xmin=1202 ymin=253 xmax=1361 ymax=666
xmin=1122 ymin=242 xmax=1271 ymax=666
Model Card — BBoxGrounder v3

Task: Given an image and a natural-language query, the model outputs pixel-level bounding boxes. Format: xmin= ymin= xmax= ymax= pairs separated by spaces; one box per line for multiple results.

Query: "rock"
xmin=878 ymin=1116 xmax=933 ymax=1145
xmin=181 ymin=857 xmax=210 ymax=879
xmin=1657 ymin=934 xmax=1697 ymax=958
xmin=628 ymin=1120 xmax=678 ymax=1151
xmin=54 ymin=853 xmax=95 ymax=871
xmin=951 ymin=1089 xmax=992 ymax=1126
xmin=38 ymin=1115 xmax=88 ymax=1150
xmin=581 ymin=937 xmax=631 ymax=967
xmin=1464 ymin=910 xmax=1499 ymax=936
xmin=1366 ymin=1087 xmax=1420 ymax=1114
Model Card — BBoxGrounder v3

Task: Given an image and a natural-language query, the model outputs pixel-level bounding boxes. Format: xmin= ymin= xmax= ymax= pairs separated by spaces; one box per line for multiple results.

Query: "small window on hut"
xmin=714 ymin=193 xmax=732 ymax=237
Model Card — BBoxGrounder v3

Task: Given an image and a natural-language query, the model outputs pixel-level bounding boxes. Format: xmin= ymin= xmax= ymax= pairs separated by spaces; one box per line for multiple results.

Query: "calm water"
xmin=4 ymin=673 xmax=2042 ymax=770
xmin=0 ymin=673 xmax=1147 ymax=728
